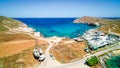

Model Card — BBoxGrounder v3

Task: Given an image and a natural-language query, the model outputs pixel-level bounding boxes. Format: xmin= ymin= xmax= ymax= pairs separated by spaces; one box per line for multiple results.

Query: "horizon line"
xmin=13 ymin=17 xmax=120 ymax=18
xmin=1 ymin=15 xmax=120 ymax=18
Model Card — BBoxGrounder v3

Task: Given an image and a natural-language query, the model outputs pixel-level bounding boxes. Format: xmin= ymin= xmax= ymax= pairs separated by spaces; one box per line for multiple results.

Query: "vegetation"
xmin=0 ymin=16 xmax=49 ymax=68
xmin=74 ymin=16 xmax=120 ymax=35
xmin=0 ymin=24 xmax=8 ymax=31
xmin=0 ymin=40 xmax=48 ymax=68
xmin=0 ymin=16 xmax=33 ymax=42
xmin=0 ymin=33 xmax=33 ymax=43
xmin=86 ymin=56 xmax=99 ymax=66
xmin=99 ymin=19 xmax=120 ymax=34
xmin=0 ymin=48 xmax=38 ymax=68
xmin=74 ymin=16 xmax=108 ymax=24
xmin=0 ymin=52 xmax=26 ymax=68
xmin=0 ymin=16 xmax=23 ymax=29
xmin=50 ymin=39 xmax=87 ymax=63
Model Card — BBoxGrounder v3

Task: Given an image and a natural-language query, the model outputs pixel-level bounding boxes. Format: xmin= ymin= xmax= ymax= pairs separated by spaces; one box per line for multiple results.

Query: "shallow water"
xmin=106 ymin=55 xmax=120 ymax=68
xmin=15 ymin=18 xmax=96 ymax=38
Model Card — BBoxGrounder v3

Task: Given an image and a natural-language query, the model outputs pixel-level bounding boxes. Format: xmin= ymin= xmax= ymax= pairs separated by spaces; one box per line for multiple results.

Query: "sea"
xmin=15 ymin=18 xmax=120 ymax=67
xmin=106 ymin=55 xmax=120 ymax=68
xmin=15 ymin=18 xmax=96 ymax=38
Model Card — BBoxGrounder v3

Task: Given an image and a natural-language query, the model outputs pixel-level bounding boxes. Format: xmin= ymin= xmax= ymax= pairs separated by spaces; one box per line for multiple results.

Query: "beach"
xmin=1 ymin=16 xmax=120 ymax=68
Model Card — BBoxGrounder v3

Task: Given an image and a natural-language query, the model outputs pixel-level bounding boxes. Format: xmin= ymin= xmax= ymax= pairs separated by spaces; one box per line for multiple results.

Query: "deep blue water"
xmin=15 ymin=18 xmax=96 ymax=38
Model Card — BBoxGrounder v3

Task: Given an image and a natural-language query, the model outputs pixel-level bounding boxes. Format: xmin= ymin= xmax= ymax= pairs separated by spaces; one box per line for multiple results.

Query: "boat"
xmin=33 ymin=39 xmax=45 ymax=61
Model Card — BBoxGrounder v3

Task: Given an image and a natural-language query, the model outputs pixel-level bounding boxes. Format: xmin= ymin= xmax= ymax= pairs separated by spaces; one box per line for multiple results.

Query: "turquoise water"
xmin=15 ymin=18 xmax=96 ymax=38
xmin=106 ymin=55 xmax=120 ymax=68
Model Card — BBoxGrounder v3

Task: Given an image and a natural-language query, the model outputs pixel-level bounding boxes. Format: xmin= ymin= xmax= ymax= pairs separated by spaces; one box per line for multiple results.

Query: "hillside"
xmin=0 ymin=16 xmax=48 ymax=68
xmin=50 ymin=38 xmax=87 ymax=63
xmin=74 ymin=16 xmax=120 ymax=35
xmin=98 ymin=19 xmax=120 ymax=35
xmin=0 ymin=16 xmax=27 ymax=31
xmin=74 ymin=16 xmax=108 ymax=24
xmin=0 ymin=16 xmax=34 ymax=42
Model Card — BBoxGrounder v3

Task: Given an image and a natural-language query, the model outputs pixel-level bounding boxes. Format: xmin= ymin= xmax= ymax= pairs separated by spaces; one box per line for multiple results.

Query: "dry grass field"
xmin=98 ymin=20 xmax=120 ymax=35
xmin=0 ymin=39 xmax=48 ymax=68
xmin=50 ymin=38 xmax=87 ymax=63
xmin=0 ymin=16 xmax=50 ymax=68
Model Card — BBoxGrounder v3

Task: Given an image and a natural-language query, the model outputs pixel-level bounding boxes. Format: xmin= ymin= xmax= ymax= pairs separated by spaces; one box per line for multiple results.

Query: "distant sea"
xmin=15 ymin=18 xmax=96 ymax=38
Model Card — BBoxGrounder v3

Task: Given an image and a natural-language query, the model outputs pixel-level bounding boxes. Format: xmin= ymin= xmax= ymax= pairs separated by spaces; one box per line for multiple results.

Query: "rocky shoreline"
xmin=73 ymin=16 xmax=108 ymax=26
xmin=74 ymin=16 xmax=105 ymax=23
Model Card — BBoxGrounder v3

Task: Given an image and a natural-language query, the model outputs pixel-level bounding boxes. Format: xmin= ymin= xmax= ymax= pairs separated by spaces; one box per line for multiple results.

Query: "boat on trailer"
xmin=33 ymin=39 xmax=45 ymax=62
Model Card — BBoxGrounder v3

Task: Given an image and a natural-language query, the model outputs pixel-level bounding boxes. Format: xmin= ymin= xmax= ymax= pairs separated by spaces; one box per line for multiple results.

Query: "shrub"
xmin=86 ymin=56 xmax=99 ymax=66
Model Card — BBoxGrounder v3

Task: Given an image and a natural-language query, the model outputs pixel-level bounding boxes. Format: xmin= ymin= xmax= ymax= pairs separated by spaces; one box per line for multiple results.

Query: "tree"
xmin=86 ymin=56 xmax=99 ymax=66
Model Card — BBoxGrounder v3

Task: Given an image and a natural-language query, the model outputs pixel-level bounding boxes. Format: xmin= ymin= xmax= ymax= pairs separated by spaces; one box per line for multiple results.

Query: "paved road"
xmin=38 ymin=38 xmax=120 ymax=68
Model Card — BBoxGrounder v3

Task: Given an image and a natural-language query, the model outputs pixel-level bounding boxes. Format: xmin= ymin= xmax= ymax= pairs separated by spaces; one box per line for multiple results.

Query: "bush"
xmin=86 ymin=56 xmax=99 ymax=66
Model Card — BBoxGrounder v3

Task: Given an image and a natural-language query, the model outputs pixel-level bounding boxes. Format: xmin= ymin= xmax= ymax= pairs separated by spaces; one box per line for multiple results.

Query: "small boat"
xmin=33 ymin=48 xmax=45 ymax=61
xmin=33 ymin=48 xmax=40 ymax=59
xmin=33 ymin=39 xmax=45 ymax=61
xmin=39 ymin=54 xmax=45 ymax=61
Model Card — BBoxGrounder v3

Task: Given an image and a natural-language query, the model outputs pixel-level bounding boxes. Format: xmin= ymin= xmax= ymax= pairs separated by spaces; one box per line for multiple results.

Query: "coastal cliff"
xmin=74 ymin=16 xmax=120 ymax=36
xmin=74 ymin=16 xmax=108 ymax=26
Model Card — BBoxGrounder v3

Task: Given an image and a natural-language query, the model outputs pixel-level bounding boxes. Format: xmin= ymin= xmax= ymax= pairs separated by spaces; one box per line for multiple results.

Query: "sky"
xmin=0 ymin=0 xmax=120 ymax=17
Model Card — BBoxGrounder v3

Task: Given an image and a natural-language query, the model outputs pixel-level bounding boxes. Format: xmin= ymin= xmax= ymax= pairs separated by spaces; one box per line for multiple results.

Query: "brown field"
xmin=0 ymin=40 xmax=35 ymax=58
xmin=0 ymin=39 xmax=48 ymax=68
xmin=0 ymin=33 xmax=34 ymax=43
xmin=98 ymin=20 xmax=120 ymax=35
xmin=91 ymin=63 xmax=103 ymax=68
xmin=50 ymin=39 xmax=87 ymax=63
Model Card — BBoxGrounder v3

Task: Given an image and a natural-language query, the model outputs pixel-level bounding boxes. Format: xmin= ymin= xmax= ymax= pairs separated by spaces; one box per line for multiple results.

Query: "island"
xmin=0 ymin=16 xmax=120 ymax=68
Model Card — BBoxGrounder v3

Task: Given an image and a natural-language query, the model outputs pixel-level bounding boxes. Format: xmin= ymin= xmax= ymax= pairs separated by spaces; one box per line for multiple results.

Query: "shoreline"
xmin=15 ymin=18 xmax=120 ymax=68
xmin=1 ymin=16 xmax=120 ymax=68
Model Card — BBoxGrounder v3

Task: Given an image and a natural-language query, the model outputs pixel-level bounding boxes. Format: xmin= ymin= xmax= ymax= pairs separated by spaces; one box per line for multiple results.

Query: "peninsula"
xmin=74 ymin=16 xmax=120 ymax=35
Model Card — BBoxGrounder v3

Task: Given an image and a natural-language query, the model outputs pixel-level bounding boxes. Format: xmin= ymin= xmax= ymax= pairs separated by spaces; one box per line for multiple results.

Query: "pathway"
xmin=37 ymin=37 xmax=120 ymax=68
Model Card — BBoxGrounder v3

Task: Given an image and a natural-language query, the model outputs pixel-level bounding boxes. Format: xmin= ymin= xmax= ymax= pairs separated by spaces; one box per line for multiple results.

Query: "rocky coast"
xmin=0 ymin=16 xmax=120 ymax=68
xmin=73 ymin=16 xmax=107 ymax=26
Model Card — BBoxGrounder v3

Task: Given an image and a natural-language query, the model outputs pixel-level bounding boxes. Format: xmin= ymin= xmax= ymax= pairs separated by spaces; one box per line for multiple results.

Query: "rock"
xmin=16 ymin=59 xmax=24 ymax=63
xmin=73 ymin=16 xmax=107 ymax=26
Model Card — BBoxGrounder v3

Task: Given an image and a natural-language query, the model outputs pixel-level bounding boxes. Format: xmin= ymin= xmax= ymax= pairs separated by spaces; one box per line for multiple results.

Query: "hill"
xmin=74 ymin=16 xmax=120 ymax=35
xmin=0 ymin=16 xmax=27 ymax=31
xmin=0 ymin=16 xmax=34 ymax=42
xmin=74 ymin=16 xmax=108 ymax=25
xmin=0 ymin=16 xmax=48 ymax=68
xmin=98 ymin=19 xmax=120 ymax=35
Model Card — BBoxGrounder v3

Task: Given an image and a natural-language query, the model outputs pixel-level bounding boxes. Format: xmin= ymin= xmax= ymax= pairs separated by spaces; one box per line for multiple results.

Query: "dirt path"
xmin=37 ymin=37 xmax=89 ymax=68
xmin=37 ymin=38 xmax=120 ymax=68
xmin=37 ymin=37 xmax=62 ymax=68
